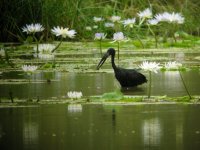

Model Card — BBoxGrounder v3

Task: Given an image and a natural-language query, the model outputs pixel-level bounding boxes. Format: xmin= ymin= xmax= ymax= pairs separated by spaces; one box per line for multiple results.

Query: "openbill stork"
xmin=97 ymin=48 xmax=147 ymax=88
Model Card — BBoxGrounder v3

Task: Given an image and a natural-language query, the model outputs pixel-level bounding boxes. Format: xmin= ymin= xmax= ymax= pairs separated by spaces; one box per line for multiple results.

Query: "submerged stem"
xmin=148 ymin=71 xmax=152 ymax=99
xmin=179 ymin=71 xmax=192 ymax=99
xmin=100 ymin=39 xmax=102 ymax=57
xmin=51 ymin=38 xmax=63 ymax=53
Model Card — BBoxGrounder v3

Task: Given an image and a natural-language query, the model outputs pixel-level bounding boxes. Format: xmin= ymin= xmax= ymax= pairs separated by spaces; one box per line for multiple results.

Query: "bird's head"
xmin=97 ymin=48 xmax=116 ymax=70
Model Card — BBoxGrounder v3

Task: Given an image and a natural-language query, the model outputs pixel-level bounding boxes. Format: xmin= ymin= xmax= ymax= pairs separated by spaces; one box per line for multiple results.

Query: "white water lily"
xmin=34 ymin=44 xmax=56 ymax=53
xmin=51 ymin=26 xmax=76 ymax=38
xmin=22 ymin=23 xmax=44 ymax=34
xmin=0 ymin=48 xmax=5 ymax=57
xmin=67 ymin=91 xmax=83 ymax=99
xmin=164 ymin=61 xmax=182 ymax=70
xmin=33 ymin=44 xmax=55 ymax=60
xmin=155 ymin=12 xmax=184 ymax=24
xmin=113 ymin=32 xmax=126 ymax=42
xmin=138 ymin=8 xmax=153 ymax=19
xmin=147 ymin=19 xmax=159 ymax=25
xmin=122 ymin=18 xmax=136 ymax=28
xmin=110 ymin=16 xmax=121 ymax=23
xmin=93 ymin=17 xmax=104 ymax=22
xmin=94 ymin=33 xmax=106 ymax=40
xmin=104 ymin=22 xmax=114 ymax=28
xmin=67 ymin=29 xmax=76 ymax=38
xmin=51 ymin=26 xmax=68 ymax=38
xmin=85 ymin=26 xmax=92 ymax=31
xmin=139 ymin=61 xmax=161 ymax=73
xmin=93 ymin=25 xmax=98 ymax=29
xmin=22 ymin=65 xmax=38 ymax=72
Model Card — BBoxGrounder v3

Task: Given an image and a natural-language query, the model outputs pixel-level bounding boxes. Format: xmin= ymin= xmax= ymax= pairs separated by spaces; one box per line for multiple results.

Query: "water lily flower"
xmin=93 ymin=25 xmax=98 ymax=29
xmin=164 ymin=61 xmax=182 ymax=70
xmin=22 ymin=23 xmax=44 ymax=34
xmin=0 ymin=48 xmax=5 ymax=57
xmin=110 ymin=15 xmax=121 ymax=23
xmin=93 ymin=17 xmax=104 ymax=22
xmin=85 ymin=26 xmax=92 ymax=31
xmin=67 ymin=30 xmax=76 ymax=38
xmin=33 ymin=44 xmax=55 ymax=60
xmin=122 ymin=18 xmax=136 ymax=28
xmin=67 ymin=91 xmax=83 ymax=99
xmin=139 ymin=61 xmax=161 ymax=99
xmin=147 ymin=19 xmax=159 ymax=25
xmin=155 ymin=12 xmax=184 ymax=24
xmin=95 ymin=33 xmax=106 ymax=56
xmin=51 ymin=26 xmax=76 ymax=38
xmin=112 ymin=32 xmax=127 ymax=61
xmin=104 ymin=22 xmax=114 ymax=28
xmin=34 ymin=44 xmax=56 ymax=53
xmin=94 ymin=33 xmax=106 ymax=40
xmin=113 ymin=32 xmax=126 ymax=42
xmin=22 ymin=65 xmax=38 ymax=73
xmin=138 ymin=8 xmax=153 ymax=19
xmin=139 ymin=61 xmax=161 ymax=73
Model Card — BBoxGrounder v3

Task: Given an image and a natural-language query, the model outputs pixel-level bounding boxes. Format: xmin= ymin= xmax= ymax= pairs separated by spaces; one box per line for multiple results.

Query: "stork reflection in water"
xmin=97 ymin=48 xmax=147 ymax=88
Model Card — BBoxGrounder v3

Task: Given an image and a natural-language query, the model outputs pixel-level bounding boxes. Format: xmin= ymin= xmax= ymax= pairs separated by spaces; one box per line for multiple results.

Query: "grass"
xmin=1 ymin=0 xmax=200 ymax=42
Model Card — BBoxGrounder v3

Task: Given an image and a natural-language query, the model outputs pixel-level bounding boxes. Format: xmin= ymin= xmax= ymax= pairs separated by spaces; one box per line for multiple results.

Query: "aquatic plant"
xmin=155 ymin=12 xmax=184 ymax=43
xmin=164 ymin=61 xmax=182 ymax=70
xmin=67 ymin=91 xmax=83 ymax=99
xmin=0 ymin=48 xmax=5 ymax=58
xmin=22 ymin=65 xmax=38 ymax=73
xmin=22 ymin=23 xmax=44 ymax=56
xmin=104 ymin=22 xmax=115 ymax=28
xmin=0 ymin=48 xmax=14 ymax=67
xmin=22 ymin=64 xmax=38 ymax=84
xmin=164 ymin=61 xmax=192 ymax=99
xmin=112 ymin=32 xmax=126 ymax=61
xmin=94 ymin=32 xmax=106 ymax=56
xmin=34 ymin=44 xmax=55 ymax=60
xmin=138 ymin=8 xmax=153 ymax=25
xmin=139 ymin=61 xmax=161 ymax=99
xmin=147 ymin=19 xmax=159 ymax=48
xmin=22 ymin=23 xmax=44 ymax=34
xmin=51 ymin=26 xmax=76 ymax=52
xmin=93 ymin=17 xmax=104 ymax=23
xmin=110 ymin=16 xmax=121 ymax=23
xmin=122 ymin=18 xmax=136 ymax=28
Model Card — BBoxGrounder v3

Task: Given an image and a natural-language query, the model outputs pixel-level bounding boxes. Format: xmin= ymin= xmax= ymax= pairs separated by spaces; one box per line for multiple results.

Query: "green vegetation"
xmin=1 ymin=0 xmax=200 ymax=42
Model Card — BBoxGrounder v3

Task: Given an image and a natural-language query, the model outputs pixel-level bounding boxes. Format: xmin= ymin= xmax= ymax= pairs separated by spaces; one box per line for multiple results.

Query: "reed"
xmin=1 ymin=0 xmax=200 ymax=42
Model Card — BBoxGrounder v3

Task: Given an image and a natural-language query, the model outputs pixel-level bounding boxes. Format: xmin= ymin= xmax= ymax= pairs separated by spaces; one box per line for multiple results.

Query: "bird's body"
xmin=97 ymin=48 xmax=147 ymax=88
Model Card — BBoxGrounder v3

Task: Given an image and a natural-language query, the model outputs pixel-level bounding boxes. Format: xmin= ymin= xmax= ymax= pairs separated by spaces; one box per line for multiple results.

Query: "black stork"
xmin=97 ymin=48 xmax=147 ymax=88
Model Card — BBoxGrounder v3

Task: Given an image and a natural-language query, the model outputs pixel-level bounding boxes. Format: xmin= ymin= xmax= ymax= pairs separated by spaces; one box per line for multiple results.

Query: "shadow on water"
xmin=0 ymin=70 xmax=200 ymax=99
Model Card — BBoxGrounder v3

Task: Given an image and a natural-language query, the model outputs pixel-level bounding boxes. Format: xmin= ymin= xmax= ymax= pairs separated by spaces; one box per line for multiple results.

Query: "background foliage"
xmin=1 ymin=0 xmax=200 ymax=42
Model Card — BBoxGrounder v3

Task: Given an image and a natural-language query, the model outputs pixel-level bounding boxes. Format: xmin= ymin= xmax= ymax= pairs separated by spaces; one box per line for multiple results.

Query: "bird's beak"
xmin=96 ymin=52 xmax=110 ymax=70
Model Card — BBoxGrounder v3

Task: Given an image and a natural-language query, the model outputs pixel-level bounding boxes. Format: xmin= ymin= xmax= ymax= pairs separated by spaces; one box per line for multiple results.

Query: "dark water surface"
xmin=0 ymin=70 xmax=200 ymax=99
xmin=0 ymin=104 xmax=200 ymax=150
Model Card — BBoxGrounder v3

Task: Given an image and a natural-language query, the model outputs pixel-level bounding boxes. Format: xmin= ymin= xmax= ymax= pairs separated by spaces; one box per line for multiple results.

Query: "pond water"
xmin=0 ymin=70 xmax=200 ymax=99
xmin=0 ymin=104 xmax=200 ymax=150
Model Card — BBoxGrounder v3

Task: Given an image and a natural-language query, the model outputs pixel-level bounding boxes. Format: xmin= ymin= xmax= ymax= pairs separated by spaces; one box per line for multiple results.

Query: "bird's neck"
xmin=111 ymin=54 xmax=117 ymax=70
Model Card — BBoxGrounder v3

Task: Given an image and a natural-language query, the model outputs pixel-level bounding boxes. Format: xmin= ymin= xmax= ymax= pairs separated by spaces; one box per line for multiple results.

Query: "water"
xmin=0 ymin=70 xmax=200 ymax=99
xmin=0 ymin=104 xmax=200 ymax=150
